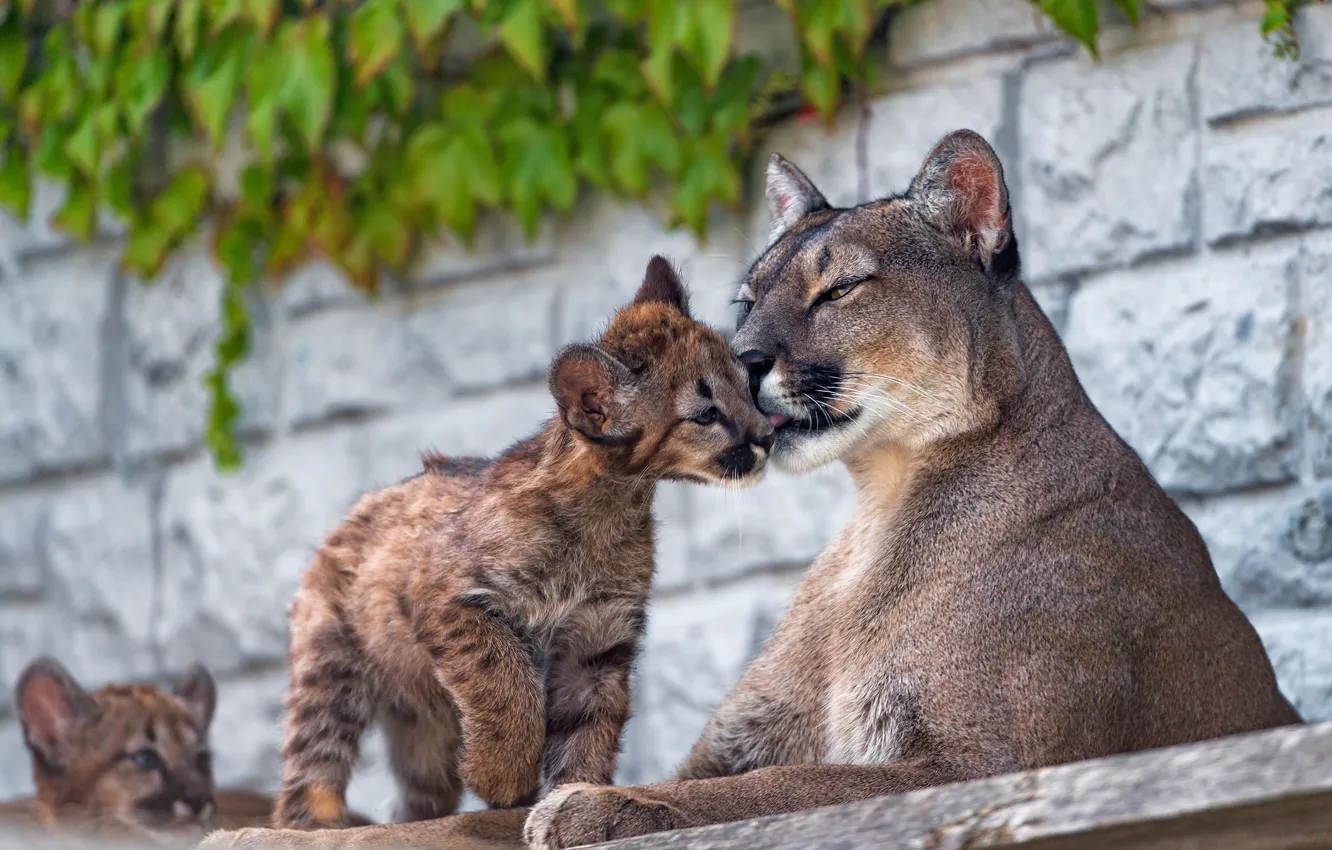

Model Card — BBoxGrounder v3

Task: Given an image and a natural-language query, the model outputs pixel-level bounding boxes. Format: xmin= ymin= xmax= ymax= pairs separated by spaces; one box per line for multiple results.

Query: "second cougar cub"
xmin=275 ymin=257 xmax=774 ymax=828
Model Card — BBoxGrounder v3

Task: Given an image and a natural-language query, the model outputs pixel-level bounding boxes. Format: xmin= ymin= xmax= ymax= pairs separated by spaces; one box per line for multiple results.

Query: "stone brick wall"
xmin=2 ymin=0 xmax=1330 ymax=822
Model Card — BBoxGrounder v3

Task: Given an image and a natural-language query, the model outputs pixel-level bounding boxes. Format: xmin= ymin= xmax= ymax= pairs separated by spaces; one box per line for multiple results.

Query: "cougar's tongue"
xmin=766 ymin=413 xmax=791 ymax=428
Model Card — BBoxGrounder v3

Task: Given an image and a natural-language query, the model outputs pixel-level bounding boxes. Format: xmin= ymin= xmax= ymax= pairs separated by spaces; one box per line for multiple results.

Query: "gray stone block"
xmin=689 ymin=465 xmax=854 ymax=585
xmin=1064 ymin=247 xmax=1299 ymax=494
xmin=407 ymin=268 xmax=559 ymax=393
xmin=888 ymin=0 xmax=1057 ymax=68
xmin=1199 ymin=6 xmax=1332 ymax=124
xmin=617 ymin=575 xmax=799 ymax=784
xmin=407 ymin=215 xmax=557 ymax=291
xmin=0 ymin=248 xmax=116 ymax=483
xmin=0 ymin=493 xmax=44 ymax=599
xmin=275 ymin=260 xmax=367 ymax=319
xmin=1184 ymin=484 xmax=1332 ymax=611
xmin=281 ymin=301 xmax=445 ymax=428
xmin=120 ymin=248 xmax=278 ymax=460
xmin=351 ymin=386 xmax=553 ymax=490
xmin=0 ymin=717 xmax=29 ymax=800
xmin=209 ymin=669 xmax=287 ymax=793
xmin=1252 ymin=609 xmax=1332 ymax=722
xmin=1019 ymin=40 xmax=1198 ymax=279
xmin=555 ymin=197 xmax=747 ymax=345
xmin=864 ymin=75 xmax=1008 ymax=201
xmin=653 ymin=483 xmax=691 ymax=592
xmin=1202 ymin=106 xmax=1332 ymax=244
xmin=156 ymin=427 xmax=368 ymax=675
xmin=1303 ymin=231 xmax=1332 ymax=477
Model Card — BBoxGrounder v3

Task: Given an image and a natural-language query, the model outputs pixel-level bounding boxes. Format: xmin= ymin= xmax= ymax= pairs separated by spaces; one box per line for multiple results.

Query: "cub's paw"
xmin=463 ymin=748 xmax=541 ymax=808
xmin=523 ymin=783 xmax=687 ymax=850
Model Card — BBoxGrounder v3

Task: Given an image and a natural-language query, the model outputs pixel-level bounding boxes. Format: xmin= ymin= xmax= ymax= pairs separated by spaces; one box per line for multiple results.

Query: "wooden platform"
xmin=2 ymin=721 xmax=1329 ymax=849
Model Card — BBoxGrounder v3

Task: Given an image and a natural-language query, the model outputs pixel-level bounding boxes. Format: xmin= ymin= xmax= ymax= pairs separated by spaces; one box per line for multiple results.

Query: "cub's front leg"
xmin=538 ymin=630 xmax=640 ymax=793
xmin=427 ymin=597 xmax=545 ymax=807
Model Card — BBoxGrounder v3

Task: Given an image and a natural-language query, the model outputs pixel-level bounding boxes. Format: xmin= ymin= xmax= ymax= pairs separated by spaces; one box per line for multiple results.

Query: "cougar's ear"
xmin=633 ymin=256 xmax=691 ymax=316
xmin=16 ymin=658 xmax=94 ymax=773
xmin=908 ymin=129 xmax=1017 ymax=277
xmin=765 ymin=153 xmax=830 ymax=248
xmin=172 ymin=662 xmax=216 ymax=733
xmin=549 ymin=344 xmax=632 ymax=441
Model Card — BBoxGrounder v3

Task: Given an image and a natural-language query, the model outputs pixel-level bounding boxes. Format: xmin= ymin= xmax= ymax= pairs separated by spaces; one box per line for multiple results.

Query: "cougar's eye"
xmin=732 ymin=297 xmax=753 ymax=324
xmin=820 ymin=280 xmax=863 ymax=304
xmin=691 ymin=407 xmax=720 ymax=426
xmin=130 ymin=748 xmax=163 ymax=772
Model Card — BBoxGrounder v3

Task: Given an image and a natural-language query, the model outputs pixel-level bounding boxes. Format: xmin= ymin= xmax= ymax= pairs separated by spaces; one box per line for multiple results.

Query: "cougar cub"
xmin=275 ymin=257 xmax=774 ymax=828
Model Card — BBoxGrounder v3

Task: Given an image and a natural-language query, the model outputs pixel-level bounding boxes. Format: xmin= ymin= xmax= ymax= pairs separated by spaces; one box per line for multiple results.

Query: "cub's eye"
xmin=130 ymin=748 xmax=162 ymax=772
xmin=691 ymin=408 xmax=720 ymax=426
xmin=195 ymin=750 xmax=212 ymax=774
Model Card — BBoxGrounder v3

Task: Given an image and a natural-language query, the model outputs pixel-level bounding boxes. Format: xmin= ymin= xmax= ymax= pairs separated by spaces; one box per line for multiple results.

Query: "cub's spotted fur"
xmin=274 ymin=257 xmax=773 ymax=829
xmin=0 ymin=658 xmax=311 ymax=842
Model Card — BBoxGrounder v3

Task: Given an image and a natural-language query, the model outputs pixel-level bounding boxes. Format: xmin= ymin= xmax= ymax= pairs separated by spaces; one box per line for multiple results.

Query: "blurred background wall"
xmin=2 ymin=0 xmax=1331 ymax=821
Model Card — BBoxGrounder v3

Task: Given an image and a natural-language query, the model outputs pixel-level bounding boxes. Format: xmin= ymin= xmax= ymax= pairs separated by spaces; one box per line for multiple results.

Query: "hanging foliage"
xmin=0 ymin=0 xmax=1305 ymax=468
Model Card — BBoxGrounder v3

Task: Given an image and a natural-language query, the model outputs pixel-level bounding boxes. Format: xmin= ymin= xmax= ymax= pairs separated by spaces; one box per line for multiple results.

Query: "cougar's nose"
xmin=737 ymin=349 xmax=775 ymax=400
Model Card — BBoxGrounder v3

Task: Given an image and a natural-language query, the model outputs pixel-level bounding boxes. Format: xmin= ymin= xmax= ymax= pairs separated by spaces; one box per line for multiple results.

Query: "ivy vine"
xmin=0 ymin=0 xmax=1313 ymax=469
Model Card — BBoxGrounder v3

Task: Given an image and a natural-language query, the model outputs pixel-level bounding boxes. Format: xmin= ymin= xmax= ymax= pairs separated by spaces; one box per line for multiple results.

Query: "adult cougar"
xmin=521 ymin=129 xmax=1300 ymax=847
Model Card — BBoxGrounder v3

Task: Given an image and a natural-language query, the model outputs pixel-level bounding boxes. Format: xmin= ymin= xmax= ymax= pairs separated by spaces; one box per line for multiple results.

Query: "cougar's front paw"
xmin=463 ymin=752 xmax=540 ymax=809
xmin=523 ymin=784 xmax=687 ymax=850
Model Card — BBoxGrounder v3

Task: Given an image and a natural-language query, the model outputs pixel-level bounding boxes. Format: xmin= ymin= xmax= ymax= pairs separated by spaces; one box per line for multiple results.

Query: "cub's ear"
xmin=16 ymin=657 xmax=94 ymax=773
xmin=908 ymin=129 xmax=1017 ymax=277
xmin=549 ymin=344 xmax=631 ymax=441
xmin=765 ymin=153 xmax=830 ymax=248
xmin=172 ymin=662 xmax=216 ymax=733
xmin=633 ymin=256 xmax=691 ymax=316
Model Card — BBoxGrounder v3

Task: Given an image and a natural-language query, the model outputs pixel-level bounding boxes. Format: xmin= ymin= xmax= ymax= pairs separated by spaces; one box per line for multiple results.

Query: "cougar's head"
xmin=733 ymin=129 xmax=1022 ymax=473
xmin=15 ymin=658 xmax=220 ymax=842
xmin=549 ymin=257 xmax=774 ymax=487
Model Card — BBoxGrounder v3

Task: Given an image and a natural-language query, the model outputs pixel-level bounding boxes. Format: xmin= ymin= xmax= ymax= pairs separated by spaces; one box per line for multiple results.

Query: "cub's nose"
xmin=737 ymin=349 xmax=775 ymax=400
xmin=754 ymin=430 xmax=776 ymax=452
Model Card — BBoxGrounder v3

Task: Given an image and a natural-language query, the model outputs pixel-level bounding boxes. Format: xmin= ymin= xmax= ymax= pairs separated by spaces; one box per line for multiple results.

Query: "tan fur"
xmin=518 ymin=131 xmax=1302 ymax=848
xmin=272 ymin=257 xmax=773 ymax=830
xmin=0 ymin=658 xmax=337 ymax=845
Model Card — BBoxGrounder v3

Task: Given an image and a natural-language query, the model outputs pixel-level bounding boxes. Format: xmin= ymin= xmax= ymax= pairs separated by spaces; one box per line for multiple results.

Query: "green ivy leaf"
xmin=117 ymin=48 xmax=170 ymax=134
xmin=184 ymin=28 xmax=249 ymax=149
xmin=209 ymin=0 xmax=246 ymax=35
xmin=281 ymin=15 xmax=337 ymax=150
xmin=63 ymin=114 xmax=99 ymax=176
xmin=602 ymin=100 xmax=681 ymax=195
xmin=243 ymin=0 xmax=280 ymax=34
xmin=349 ymin=0 xmax=405 ymax=87
xmin=174 ymin=0 xmax=206 ymax=59
xmin=52 ymin=177 xmax=96 ymax=241
xmin=244 ymin=39 xmax=284 ymax=161
xmin=0 ymin=145 xmax=32 ymax=219
xmin=1112 ymin=0 xmax=1142 ymax=25
xmin=671 ymin=131 xmax=738 ymax=236
xmin=800 ymin=54 xmax=840 ymax=117
xmin=1035 ymin=0 xmax=1099 ymax=55
xmin=127 ymin=0 xmax=173 ymax=42
xmin=403 ymin=0 xmax=462 ymax=52
xmin=0 ymin=12 xmax=26 ymax=102
xmin=154 ymin=165 xmax=210 ymax=226
xmin=681 ymin=0 xmax=735 ymax=88
xmin=123 ymin=217 xmax=174 ymax=276
xmin=92 ymin=1 xmax=128 ymax=58
xmin=500 ymin=117 xmax=576 ymax=238
xmin=498 ymin=0 xmax=547 ymax=81
xmin=406 ymin=122 xmax=502 ymax=237
xmin=376 ymin=52 xmax=416 ymax=116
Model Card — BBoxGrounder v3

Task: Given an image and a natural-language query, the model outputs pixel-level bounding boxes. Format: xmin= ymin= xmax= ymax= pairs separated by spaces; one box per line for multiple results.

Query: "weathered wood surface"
xmin=605 ymin=721 xmax=1332 ymax=850
xmin=1 ymin=722 xmax=1329 ymax=850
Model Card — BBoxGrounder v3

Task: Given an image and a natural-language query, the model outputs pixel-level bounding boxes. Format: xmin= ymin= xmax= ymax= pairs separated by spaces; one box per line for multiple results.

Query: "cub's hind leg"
xmin=384 ymin=702 xmax=464 ymax=822
xmin=276 ymin=598 xmax=376 ymax=829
